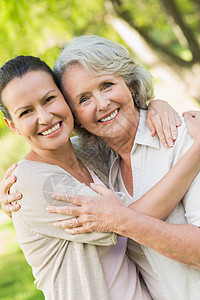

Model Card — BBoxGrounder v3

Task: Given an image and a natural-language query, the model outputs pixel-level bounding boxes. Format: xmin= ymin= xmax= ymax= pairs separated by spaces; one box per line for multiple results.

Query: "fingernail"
xmin=52 ymin=193 xmax=59 ymax=199
xmin=172 ymin=135 xmax=177 ymax=140
xmin=164 ymin=143 xmax=168 ymax=148
xmin=169 ymin=141 xmax=174 ymax=147
xmin=10 ymin=176 xmax=15 ymax=181
xmin=16 ymin=193 xmax=21 ymax=198
xmin=46 ymin=206 xmax=52 ymax=211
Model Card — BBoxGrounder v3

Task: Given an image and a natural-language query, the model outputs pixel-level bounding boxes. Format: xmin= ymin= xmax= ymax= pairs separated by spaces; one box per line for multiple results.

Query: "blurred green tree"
xmin=107 ymin=0 xmax=200 ymax=102
xmin=0 ymin=0 xmax=199 ymax=134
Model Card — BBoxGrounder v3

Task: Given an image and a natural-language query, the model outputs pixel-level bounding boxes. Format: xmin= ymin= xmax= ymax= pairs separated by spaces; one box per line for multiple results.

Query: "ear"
xmin=3 ymin=117 xmax=21 ymax=135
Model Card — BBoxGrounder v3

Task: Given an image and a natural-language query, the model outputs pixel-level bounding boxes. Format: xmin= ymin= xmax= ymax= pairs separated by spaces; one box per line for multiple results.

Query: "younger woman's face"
xmin=2 ymin=70 xmax=74 ymax=152
xmin=62 ymin=63 xmax=138 ymax=141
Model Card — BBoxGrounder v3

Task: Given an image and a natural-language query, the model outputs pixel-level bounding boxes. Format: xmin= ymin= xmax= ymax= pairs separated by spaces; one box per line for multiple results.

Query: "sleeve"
xmin=11 ymin=162 xmax=117 ymax=246
xmin=173 ymin=121 xmax=200 ymax=227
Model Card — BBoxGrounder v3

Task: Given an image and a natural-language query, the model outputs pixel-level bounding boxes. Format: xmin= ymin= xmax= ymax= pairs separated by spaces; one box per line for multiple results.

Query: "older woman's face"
xmin=62 ymin=63 xmax=138 ymax=140
xmin=2 ymin=70 xmax=74 ymax=152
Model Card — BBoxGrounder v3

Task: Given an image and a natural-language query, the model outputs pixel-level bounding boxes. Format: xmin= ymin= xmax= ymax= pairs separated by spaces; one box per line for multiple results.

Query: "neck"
xmin=25 ymin=141 xmax=81 ymax=174
xmin=102 ymin=109 xmax=140 ymax=161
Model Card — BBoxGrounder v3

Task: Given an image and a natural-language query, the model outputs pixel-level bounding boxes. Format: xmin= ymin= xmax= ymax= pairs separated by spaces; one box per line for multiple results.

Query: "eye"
xmin=20 ymin=109 xmax=32 ymax=117
xmin=104 ymin=82 xmax=113 ymax=89
xmin=80 ymin=96 xmax=89 ymax=104
xmin=45 ymin=96 xmax=55 ymax=104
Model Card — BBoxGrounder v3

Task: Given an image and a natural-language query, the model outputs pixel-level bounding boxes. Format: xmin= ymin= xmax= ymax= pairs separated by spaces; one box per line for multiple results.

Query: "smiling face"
xmin=62 ymin=63 xmax=139 ymax=142
xmin=2 ymin=70 xmax=74 ymax=152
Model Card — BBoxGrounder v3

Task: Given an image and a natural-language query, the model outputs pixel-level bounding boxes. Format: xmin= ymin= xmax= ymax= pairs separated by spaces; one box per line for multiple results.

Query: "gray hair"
xmin=53 ymin=35 xmax=154 ymax=146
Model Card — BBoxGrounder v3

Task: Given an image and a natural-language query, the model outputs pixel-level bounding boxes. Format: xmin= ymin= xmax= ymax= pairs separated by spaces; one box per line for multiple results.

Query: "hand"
xmin=146 ymin=100 xmax=181 ymax=148
xmin=183 ymin=111 xmax=200 ymax=143
xmin=47 ymin=184 xmax=125 ymax=234
xmin=0 ymin=164 xmax=22 ymax=218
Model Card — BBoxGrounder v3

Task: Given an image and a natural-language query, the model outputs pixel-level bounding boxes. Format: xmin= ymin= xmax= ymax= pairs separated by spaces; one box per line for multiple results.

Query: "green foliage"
xmin=0 ymin=0 xmax=111 ymax=66
xmin=0 ymin=218 xmax=44 ymax=300
xmin=110 ymin=0 xmax=200 ymax=65
xmin=0 ymin=132 xmax=30 ymax=179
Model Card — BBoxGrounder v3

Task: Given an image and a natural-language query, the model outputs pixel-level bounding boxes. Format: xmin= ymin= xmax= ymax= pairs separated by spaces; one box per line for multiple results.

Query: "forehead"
xmin=62 ymin=63 xmax=123 ymax=91
xmin=2 ymin=70 xmax=56 ymax=106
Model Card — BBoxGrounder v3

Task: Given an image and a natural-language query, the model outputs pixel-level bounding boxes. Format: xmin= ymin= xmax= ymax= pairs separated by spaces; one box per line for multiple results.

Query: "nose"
xmin=95 ymin=93 xmax=110 ymax=111
xmin=37 ymin=107 xmax=53 ymax=124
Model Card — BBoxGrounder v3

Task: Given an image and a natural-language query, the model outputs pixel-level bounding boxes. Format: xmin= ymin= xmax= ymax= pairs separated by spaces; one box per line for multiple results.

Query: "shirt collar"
xmin=134 ymin=109 xmax=161 ymax=150
xmin=111 ymin=109 xmax=160 ymax=161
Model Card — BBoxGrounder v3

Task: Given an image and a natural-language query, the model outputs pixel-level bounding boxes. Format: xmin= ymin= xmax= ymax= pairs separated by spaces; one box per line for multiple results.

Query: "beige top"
xmin=11 ymin=158 xmax=115 ymax=300
xmin=11 ymin=156 xmax=151 ymax=299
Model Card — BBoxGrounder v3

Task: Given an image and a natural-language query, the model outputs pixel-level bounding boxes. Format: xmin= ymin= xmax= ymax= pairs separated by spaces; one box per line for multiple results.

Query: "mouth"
xmin=38 ymin=121 xmax=62 ymax=136
xmin=98 ymin=109 xmax=119 ymax=123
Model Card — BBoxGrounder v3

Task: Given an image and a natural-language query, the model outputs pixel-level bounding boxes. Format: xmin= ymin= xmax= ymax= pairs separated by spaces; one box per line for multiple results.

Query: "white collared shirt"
xmin=109 ymin=109 xmax=200 ymax=300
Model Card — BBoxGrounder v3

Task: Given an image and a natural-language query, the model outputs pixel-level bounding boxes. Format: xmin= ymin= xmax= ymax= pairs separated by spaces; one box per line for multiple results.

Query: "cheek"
xmin=18 ymin=119 xmax=35 ymax=135
xmin=77 ymin=108 xmax=96 ymax=127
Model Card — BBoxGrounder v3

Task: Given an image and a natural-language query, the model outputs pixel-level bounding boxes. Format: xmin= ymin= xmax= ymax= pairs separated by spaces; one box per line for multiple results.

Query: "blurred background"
xmin=0 ymin=0 xmax=199 ymax=299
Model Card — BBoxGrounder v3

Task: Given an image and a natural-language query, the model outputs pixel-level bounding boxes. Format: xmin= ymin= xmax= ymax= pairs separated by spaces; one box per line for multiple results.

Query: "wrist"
xmin=192 ymin=139 xmax=200 ymax=153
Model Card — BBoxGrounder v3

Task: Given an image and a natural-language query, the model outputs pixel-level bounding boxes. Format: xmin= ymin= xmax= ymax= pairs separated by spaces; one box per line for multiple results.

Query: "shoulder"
xmin=13 ymin=159 xmax=60 ymax=180
xmin=11 ymin=160 xmax=79 ymax=199
xmin=174 ymin=117 xmax=194 ymax=153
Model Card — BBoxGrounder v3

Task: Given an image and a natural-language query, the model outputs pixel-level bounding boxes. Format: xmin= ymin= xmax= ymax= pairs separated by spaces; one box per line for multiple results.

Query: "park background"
xmin=0 ymin=0 xmax=200 ymax=299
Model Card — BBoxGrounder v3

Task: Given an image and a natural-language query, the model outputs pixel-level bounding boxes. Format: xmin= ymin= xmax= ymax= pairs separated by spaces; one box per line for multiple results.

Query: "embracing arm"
xmin=131 ymin=137 xmax=200 ymax=219
xmin=10 ymin=162 xmax=117 ymax=246
xmin=0 ymin=99 xmax=181 ymax=214
xmin=48 ymin=114 xmax=200 ymax=268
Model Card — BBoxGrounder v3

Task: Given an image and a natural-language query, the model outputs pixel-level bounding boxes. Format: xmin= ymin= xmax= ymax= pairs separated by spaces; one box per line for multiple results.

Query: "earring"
xmin=131 ymin=93 xmax=136 ymax=101
xmin=80 ymin=125 xmax=84 ymax=128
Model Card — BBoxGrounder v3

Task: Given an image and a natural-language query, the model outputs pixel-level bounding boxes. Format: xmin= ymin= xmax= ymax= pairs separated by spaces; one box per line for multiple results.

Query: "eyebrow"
xmin=14 ymin=90 xmax=56 ymax=114
xmin=74 ymin=77 xmax=114 ymax=100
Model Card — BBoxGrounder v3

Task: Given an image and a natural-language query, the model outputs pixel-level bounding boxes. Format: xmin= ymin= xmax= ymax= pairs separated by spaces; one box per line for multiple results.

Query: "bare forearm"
xmin=115 ymin=207 xmax=200 ymax=269
xmin=131 ymin=141 xmax=200 ymax=219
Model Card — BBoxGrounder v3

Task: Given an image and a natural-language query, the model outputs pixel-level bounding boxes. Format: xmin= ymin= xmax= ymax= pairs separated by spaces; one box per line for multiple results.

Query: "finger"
xmin=6 ymin=192 xmax=22 ymax=203
xmin=65 ymin=227 xmax=88 ymax=234
xmin=47 ymin=205 xmax=83 ymax=216
xmin=90 ymin=183 xmax=111 ymax=196
xmin=146 ymin=118 xmax=156 ymax=137
xmin=1 ymin=202 xmax=21 ymax=213
xmin=175 ymin=114 xmax=182 ymax=127
xmin=167 ymin=115 xmax=178 ymax=140
xmin=182 ymin=110 xmax=197 ymax=117
xmin=53 ymin=217 xmax=80 ymax=228
xmin=52 ymin=193 xmax=85 ymax=205
xmin=184 ymin=114 xmax=192 ymax=122
xmin=0 ymin=175 xmax=16 ymax=195
xmin=160 ymin=115 xmax=175 ymax=147
xmin=151 ymin=115 xmax=168 ymax=147
xmin=2 ymin=163 xmax=17 ymax=181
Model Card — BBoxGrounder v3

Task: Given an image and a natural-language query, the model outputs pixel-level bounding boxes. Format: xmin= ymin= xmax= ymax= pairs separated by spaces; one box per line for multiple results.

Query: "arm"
xmin=0 ymin=100 xmax=182 ymax=213
xmin=0 ymin=164 xmax=21 ymax=218
xmin=11 ymin=161 xmax=117 ymax=246
xmin=48 ymin=114 xmax=200 ymax=268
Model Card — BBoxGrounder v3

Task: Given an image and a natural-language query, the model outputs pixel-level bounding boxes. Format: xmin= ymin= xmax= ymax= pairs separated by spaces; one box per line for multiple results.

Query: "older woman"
xmin=2 ymin=55 xmax=199 ymax=300
xmin=43 ymin=35 xmax=200 ymax=299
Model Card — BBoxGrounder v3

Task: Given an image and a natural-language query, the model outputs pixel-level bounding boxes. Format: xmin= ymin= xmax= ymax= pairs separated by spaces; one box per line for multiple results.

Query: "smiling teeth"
xmin=41 ymin=123 xmax=60 ymax=136
xmin=100 ymin=109 xmax=118 ymax=122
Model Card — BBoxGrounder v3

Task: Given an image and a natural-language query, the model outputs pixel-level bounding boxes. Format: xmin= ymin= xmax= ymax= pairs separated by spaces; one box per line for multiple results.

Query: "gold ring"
xmin=75 ymin=217 xmax=80 ymax=227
